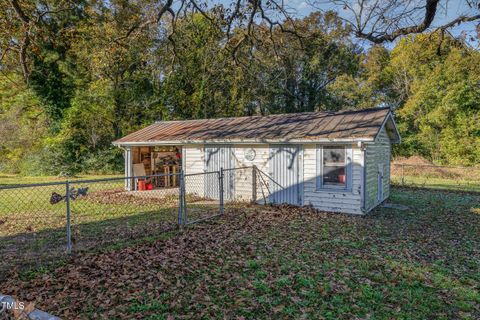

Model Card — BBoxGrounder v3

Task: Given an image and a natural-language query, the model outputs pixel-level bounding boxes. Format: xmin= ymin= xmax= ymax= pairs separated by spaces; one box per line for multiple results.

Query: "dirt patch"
xmin=392 ymin=155 xmax=432 ymax=165
xmin=391 ymin=157 xmax=479 ymax=181
xmin=82 ymin=188 xmax=179 ymax=206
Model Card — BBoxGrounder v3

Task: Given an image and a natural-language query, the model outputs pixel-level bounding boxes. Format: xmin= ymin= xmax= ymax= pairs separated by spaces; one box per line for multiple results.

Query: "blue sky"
xmin=292 ymin=0 xmax=478 ymax=47
xmin=208 ymin=0 xmax=478 ymax=48
xmin=285 ymin=0 xmax=478 ymax=47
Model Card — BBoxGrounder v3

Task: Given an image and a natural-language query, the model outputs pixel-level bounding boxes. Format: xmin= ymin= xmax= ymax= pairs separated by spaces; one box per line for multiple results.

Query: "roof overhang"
xmin=112 ymin=137 xmax=376 ymax=147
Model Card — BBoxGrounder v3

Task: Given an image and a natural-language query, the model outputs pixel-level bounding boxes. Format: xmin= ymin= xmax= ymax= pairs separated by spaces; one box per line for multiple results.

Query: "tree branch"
xmin=10 ymin=0 xmax=30 ymax=24
xmin=356 ymin=0 xmax=440 ymax=43
xmin=314 ymin=0 xmax=480 ymax=43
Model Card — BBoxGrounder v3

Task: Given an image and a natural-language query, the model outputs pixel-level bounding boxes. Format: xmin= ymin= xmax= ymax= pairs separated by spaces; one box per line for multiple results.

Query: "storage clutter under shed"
xmin=132 ymin=146 xmax=182 ymax=189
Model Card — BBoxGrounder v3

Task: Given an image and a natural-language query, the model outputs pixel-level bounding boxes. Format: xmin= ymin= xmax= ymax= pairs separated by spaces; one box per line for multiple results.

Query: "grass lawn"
xmin=0 ymin=173 xmax=123 ymax=185
xmin=1 ymin=187 xmax=479 ymax=319
xmin=0 ymin=173 xmax=219 ymax=275
xmin=391 ymin=175 xmax=480 ymax=193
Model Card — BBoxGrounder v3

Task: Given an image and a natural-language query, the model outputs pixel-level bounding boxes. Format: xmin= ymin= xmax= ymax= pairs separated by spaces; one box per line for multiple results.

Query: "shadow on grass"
xmin=0 ymin=203 xmax=221 ymax=280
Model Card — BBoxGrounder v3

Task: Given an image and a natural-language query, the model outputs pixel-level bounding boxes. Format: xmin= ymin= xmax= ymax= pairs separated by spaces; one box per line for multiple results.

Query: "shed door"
xmin=269 ymin=145 xmax=302 ymax=205
xmin=204 ymin=145 xmax=235 ymax=200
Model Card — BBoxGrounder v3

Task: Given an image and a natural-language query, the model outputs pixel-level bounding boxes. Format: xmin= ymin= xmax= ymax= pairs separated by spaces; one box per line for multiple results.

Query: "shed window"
xmin=323 ymin=146 xmax=346 ymax=186
xmin=317 ymin=145 xmax=352 ymax=190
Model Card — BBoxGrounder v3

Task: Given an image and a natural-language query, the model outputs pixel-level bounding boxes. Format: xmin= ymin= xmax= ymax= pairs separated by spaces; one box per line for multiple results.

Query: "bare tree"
xmin=310 ymin=0 xmax=480 ymax=43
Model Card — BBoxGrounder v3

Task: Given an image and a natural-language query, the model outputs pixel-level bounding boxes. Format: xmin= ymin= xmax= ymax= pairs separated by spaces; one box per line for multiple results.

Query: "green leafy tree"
xmin=398 ymin=46 xmax=480 ymax=165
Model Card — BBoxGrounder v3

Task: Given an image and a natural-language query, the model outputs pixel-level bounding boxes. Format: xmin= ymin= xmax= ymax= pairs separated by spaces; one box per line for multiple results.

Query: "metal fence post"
xmin=177 ymin=173 xmax=182 ymax=227
xmin=219 ymin=168 xmax=224 ymax=215
xmin=401 ymin=164 xmax=405 ymax=186
xmin=178 ymin=171 xmax=185 ymax=229
xmin=182 ymin=171 xmax=187 ymax=227
xmin=65 ymin=181 xmax=72 ymax=254
xmin=252 ymin=165 xmax=257 ymax=203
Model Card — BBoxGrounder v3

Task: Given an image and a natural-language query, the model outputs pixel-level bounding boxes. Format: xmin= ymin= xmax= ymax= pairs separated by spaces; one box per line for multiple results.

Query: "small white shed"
xmin=113 ymin=107 xmax=400 ymax=214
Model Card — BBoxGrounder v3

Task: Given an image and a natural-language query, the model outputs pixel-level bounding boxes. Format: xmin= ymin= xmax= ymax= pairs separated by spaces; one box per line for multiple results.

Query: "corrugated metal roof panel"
xmin=113 ymin=107 xmax=394 ymax=144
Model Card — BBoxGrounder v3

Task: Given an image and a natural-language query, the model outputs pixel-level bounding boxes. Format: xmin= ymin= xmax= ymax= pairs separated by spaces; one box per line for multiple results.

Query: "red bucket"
xmin=138 ymin=180 xmax=146 ymax=191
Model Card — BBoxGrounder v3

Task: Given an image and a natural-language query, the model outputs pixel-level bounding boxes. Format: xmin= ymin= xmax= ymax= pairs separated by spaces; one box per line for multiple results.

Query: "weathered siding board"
xmin=302 ymin=144 xmax=363 ymax=214
xmin=269 ymin=145 xmax=302 ymax=205
xmin=184 ymin=145 xmax=205 ymax=196
xmin=184 ymin=145 xmax=205 ymax=174
xmin=364 ymin=126 xmax=391 ymax=212
xmin=204 ymin=145 xmax=236 ymax=200
xmin=181 ymin=136 xmax=391 ymax=214
xmin=232 ymin=145 xmax=270 ymax=201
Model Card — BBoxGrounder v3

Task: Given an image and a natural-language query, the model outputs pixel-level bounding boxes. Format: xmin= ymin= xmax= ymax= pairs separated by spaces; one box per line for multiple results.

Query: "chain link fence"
xmin=0 ymin=181 xmax=68 ymax=275
xmin=183 ymin=171 xmax=222 ymax=224
xmin=222 ymin=166 xmax=275 ymax=206
xmin=0 ymin=167 xmax=273 ymax=278
xmin=391 ymin=163 xmax=480 ymax=193
xmin=68 ymin=175 xmax=181 ymax=252
xmin=0 ymin=174 xmax=182 ymax=276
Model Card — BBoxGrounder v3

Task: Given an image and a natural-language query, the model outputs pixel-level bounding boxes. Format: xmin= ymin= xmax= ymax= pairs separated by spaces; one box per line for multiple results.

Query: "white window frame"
xmin=316 ymin=145 xmax=353 ymax=191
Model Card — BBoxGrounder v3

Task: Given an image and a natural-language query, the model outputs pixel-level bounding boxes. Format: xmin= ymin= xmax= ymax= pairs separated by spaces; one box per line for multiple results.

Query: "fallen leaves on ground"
xmin=1 ymin=188 xmax=479 ymax=319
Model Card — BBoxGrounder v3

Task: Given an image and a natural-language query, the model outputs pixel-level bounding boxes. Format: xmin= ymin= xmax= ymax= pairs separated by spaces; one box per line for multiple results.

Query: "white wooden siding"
xmin=364 ymin=126 xmax=391 ymax=212
xmin=303 ymin=144 xmax=363 ymax=214
xmin=232 ymin=145 xmax=270 ymax=201
xmin=181 ymin=142 xmax=374 ymax=214
xmin=184 ymin=145 xmax=205 ymax=196
xmin=268 ymin=145 xmax=302 ymax=205
xmin=183 ymin=145 xmax=205 ymax=174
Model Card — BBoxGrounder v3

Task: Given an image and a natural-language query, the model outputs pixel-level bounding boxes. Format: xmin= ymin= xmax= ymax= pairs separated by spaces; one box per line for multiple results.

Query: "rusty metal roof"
xmin=113 ymin=107 xmax=399 ymax=145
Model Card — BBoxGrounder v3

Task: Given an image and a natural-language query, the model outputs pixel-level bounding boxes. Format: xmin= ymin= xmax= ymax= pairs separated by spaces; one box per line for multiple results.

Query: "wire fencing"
xmin=68 ymin=175 xmax=181 ymax=252
xmin=391 ymin=163 xmax=480 ymax=193
xmin=0 ymin=167 xmax=272 ymax=278
xmin=183 ymin=171 xmax=222 ymax=224
xmin=0 ymin=181 xmax=68 ymax=276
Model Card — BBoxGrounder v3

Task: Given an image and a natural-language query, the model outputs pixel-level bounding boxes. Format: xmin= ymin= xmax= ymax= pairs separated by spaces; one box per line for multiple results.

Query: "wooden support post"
xmin=173 ymin=166 xmax=177 ymax=186
xmin=124 ymin=147 xmax=133 ymax=191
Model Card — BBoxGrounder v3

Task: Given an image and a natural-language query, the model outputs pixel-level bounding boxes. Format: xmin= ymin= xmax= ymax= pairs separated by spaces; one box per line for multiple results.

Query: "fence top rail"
xmin=0 ymin=180 xmax=68 ymax=190
xmin=0 ymin=173 xmax=181 ymax=190
xmin=184 ymin=167 xmax=255 ymax=177
xmin=72 ymin=173 xmax=180 ymax=184
xmin=222 ymin=166 xmax=254 ymax=172
xmin=392 ymin=163 xmax=480 ymax=170
xmin=185 ymin=170 xmax=219 ymax=177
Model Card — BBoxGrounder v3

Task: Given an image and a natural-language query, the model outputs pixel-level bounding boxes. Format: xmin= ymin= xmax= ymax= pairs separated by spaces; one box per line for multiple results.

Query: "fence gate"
xmin=204 ymin=145 xmax=235 ymax=200
xmin=269 ymin=145 xmax=302 ymax=205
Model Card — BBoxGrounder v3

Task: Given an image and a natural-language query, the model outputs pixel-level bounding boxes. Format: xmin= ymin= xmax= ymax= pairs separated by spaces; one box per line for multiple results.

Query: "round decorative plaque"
xmin=244 ymin=148 xmax=256 ymax=161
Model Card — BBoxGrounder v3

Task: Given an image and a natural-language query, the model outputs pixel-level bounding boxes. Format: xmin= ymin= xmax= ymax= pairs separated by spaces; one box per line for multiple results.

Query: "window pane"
xmin=323 ymin=147 xmax=345 ymax=165
xmin=323 ymin=166 xmax=346 ymax=185
xmin=322 ymin=146 xmax=346 ymax=187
